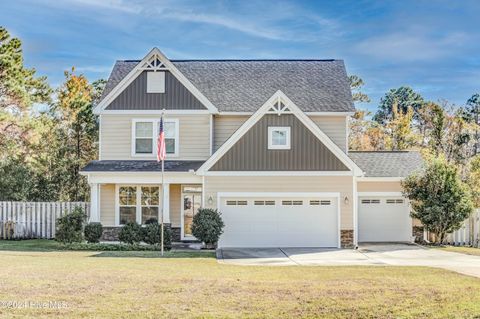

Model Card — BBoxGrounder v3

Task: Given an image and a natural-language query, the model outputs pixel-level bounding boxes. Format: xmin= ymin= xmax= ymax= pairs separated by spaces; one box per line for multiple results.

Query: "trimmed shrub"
xmin=143 ymin=222 xmax=172 ymax=249
xmin=191 ymin=208 xmax=225 ymax=248
xmin=84 ymin=222 xmax=103 ymax=243
xmin=118 ymin=222 xmax=143 ymax=244
xmin=55 ymin=207 xmax=86 ymax=244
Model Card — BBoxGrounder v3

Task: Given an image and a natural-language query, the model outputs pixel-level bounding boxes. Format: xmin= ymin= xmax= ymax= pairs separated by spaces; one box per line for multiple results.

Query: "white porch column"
xmin=163 ymin=183 xmax=170 ymax=223
xmin=89 ymin=183 xmax=100 ymax=222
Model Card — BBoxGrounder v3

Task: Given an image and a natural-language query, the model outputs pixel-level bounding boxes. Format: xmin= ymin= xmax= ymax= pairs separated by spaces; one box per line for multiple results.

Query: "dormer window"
xmin=146 ymin=71 xmax=165 ymax=93
xmin=268 ymin=126 xmax=291 ymax=150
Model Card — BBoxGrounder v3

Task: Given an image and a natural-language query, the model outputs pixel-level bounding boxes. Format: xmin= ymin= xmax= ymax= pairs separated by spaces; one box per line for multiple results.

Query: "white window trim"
xmin=268 ymin=126 xmax=291 ymax=150
xmin=131 ymin=118 xmax=179 ymax=158
xmin=115 ymin=184 xmax=162 ymax=226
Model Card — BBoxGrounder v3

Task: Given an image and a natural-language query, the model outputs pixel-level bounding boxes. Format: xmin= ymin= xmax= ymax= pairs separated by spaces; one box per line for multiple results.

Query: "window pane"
xmin=141 ymin=187 xmax=159 ymax=205
xmin=136 ymin=138 xmax=153 ymax=153
xmin=119 ymin=187 xmax=136 ymax=205
xmin=164 ymin=122 xmax=175 ymax=138
xmin=142 ymin=207 xmax=158 ymax=224
xmin=120 ymin=207 xmax=136 ymax=224
xmin=182 ymin=185 xmax=202 ymax=193
xmin=272 ymin=130 xmax=287 ymax=145
xmin=166 ymin=138 xmax=175 ymax=154
xmin=136 ymin=122 xmax=153 ymax=138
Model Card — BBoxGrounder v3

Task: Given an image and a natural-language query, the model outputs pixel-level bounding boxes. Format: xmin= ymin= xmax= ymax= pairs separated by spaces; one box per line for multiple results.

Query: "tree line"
xmin=349 ymin=75 xmax=480 ymax=208
xmin=0 ymin=27 xmax=103 ymax=202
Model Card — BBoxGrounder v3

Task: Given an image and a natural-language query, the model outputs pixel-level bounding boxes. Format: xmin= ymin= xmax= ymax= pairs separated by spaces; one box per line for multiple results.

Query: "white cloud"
xmin=54 ymin=0 xmax=339 ymax=42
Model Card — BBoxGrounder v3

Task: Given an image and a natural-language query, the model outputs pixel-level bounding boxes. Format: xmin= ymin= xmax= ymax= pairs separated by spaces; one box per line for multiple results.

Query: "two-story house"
xmin=80 ymin=48 xmax=423 ymax=248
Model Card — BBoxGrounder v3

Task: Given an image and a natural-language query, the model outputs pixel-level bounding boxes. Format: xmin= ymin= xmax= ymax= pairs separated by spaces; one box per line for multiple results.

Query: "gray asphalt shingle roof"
xmin=100 ymin=59 xmax=354 ymax=113
xmin=81 ymin=160 xmax=205 ymax=172
xmin=349 ymin=151 xmax=424 ymax=177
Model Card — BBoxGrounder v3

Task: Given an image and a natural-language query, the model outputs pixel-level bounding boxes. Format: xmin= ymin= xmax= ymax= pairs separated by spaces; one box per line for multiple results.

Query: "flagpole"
xmin=161 ymin=157 xmax=164 ymax=256
xmin=160 ymin=109 xmax=165 ymax=256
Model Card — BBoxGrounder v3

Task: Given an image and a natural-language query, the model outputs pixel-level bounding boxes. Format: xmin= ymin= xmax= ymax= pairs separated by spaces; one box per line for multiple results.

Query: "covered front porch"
xmin=81 ymin=161 xmax=205 ymax=242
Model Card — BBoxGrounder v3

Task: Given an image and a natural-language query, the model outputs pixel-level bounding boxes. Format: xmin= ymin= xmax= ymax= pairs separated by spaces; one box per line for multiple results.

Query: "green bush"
xmin=62 ymin=242 xmax=159 ymax=251
xmin=55 ymin=207 xmax=86 ymax=243
xmin=84 ymin=222 xmax=103 ymax=243
xmin=118 ymin=222 xmax=143 ymax=244
xmin=191 ymin=208 xmax=225 ymax=247
xmin=143 ymin=222 xmax=172 ymax=248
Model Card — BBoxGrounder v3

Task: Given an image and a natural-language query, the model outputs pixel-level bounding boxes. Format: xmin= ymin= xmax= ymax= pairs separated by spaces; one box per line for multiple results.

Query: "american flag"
xmin=157 ymin=116 xmax=166 ymax=162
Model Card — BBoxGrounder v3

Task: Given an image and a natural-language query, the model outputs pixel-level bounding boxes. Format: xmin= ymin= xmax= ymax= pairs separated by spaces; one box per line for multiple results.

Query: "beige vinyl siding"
xmin=204 ymin=176 xmax=354 ymax=229
xmin=169 ymin=184 xmax=181 ymax=227
xmin=310 ymin=116 xmax=347 ymax=152
xmin=213 ymin=115 xmax=249 ymax=151
xmin=100 ymin=184 xmax=115 ymax=226
xmin=100 ymin=114 xmax=210 ymax=160
xmin=357 ymin=181 xmax=403 ymax=192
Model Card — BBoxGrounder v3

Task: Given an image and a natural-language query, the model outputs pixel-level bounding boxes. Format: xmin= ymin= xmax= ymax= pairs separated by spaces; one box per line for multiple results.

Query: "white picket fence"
xmin=445 ymin=209 xmax=480 ymax=247
xmin=0 ymin=202 xmax=90 ymax=239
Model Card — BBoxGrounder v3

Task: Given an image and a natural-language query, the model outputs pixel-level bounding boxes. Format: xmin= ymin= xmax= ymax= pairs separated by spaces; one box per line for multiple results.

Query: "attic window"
xmin=146 ymin=72 xmax=165 ymax=93
xmin=268 ymin=127 xmax=291 ymax=150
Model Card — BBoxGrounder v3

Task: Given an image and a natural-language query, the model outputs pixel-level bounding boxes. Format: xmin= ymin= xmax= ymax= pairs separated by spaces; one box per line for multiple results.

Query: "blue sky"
xmin=1 ymin=0 xmax=479 ymax=112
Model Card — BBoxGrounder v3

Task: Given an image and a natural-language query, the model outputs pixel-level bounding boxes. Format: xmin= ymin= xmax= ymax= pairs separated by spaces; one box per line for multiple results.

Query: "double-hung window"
xmin=135 ymin=122 xmax=154 ymax=154
xmin=132 ymin=119 xmax=178 ymax=157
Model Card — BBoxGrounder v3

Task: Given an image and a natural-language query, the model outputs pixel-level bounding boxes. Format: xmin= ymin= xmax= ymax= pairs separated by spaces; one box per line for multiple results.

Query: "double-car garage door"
xmin=219 ymin=194 xmax=339 ymax=248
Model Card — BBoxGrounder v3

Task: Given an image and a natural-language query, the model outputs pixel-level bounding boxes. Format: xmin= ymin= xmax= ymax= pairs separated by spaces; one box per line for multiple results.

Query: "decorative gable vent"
xmin=267 ymin=96 xmax=291 ymax=116
xmin=140 ymin=53 xmax=168 ymax=71
xmin=147 ymin=72 xmax=165 ymax=93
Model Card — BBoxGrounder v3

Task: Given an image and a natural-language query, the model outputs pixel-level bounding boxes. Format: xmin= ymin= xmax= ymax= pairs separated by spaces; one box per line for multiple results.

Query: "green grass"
xmin=0 ymin=239 xmax=213 ymax=257
xmin=0 ymin=241 xmax=479 ymax=318
xmin=0 ymin=239 xmax=64 ymax=251
xmin=435 ymin=245 xmax=480 ymax=257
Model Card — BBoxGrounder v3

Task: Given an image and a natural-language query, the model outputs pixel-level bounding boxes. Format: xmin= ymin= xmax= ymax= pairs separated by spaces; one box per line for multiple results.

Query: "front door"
xmin=182 ymin=186 xmax=202 ymax=239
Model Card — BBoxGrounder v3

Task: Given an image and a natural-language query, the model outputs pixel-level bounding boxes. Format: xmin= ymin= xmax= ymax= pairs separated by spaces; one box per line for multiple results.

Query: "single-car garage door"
xmin=358 ymin=196 xmax=412 ymax=242
xmin=218 ymin=194 xmax=339 ymax=248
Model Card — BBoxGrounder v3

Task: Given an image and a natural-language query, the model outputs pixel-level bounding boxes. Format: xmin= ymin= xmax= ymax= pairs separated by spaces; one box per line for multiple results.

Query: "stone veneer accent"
xmin=341 ymin=229 xmax=354 ymax=248
xmin=101 ymin=224 xmax=173 ymax=241
xmin=412 ymin=226 xmax=424 ymax=243
xmin=171 ymin=227 xmax=181 ymax=242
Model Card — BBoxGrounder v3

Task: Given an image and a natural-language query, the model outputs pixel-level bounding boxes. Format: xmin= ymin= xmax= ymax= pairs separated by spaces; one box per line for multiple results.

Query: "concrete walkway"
xmin=218 ymin=243 xmax=480 ymax=278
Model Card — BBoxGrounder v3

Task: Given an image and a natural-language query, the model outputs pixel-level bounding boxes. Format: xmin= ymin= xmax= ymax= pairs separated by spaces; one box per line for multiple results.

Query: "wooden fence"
xmin=0 ymin=202 xmax=90 ymax=239
xmin=445 ymin=209 xmax=480 ymax=247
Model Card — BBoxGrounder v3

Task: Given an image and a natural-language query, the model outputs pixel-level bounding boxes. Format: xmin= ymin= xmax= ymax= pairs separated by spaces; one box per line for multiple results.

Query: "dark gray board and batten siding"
xmin=210 ymin=114 xmax=349 ymax=171
xmin=105 ymin=71 xmax=207 ymax=110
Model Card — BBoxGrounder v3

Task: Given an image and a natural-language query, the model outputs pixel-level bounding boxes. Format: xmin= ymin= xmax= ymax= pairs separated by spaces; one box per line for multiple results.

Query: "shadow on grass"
xmin=90 ymin=250 xmax=216 ymax=258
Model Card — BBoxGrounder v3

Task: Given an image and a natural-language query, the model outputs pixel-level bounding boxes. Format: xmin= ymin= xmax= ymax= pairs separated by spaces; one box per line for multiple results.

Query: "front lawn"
xmin=435 ymin=245 xmax=480 ymax=257
xmin=0 ymin=241 xmax=479 ymax=318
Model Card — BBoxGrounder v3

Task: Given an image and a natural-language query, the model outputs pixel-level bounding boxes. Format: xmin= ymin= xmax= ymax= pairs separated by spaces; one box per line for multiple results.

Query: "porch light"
xmin=207 ymin=196 xmax=214 ymax=205
xmin=344 ymin=196 xmax=349 ymax=205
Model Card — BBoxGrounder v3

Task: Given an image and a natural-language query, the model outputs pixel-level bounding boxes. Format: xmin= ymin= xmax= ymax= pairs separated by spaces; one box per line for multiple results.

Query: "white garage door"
xmin=358 ymin=196 xmax=412 ymax=242
xmin=218 ymin=194 xmax=339 ymax=248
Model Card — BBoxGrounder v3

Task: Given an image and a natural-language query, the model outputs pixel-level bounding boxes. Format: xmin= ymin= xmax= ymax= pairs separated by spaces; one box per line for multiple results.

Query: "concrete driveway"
xmin=217 ymin=243 xmax=480 ymax=278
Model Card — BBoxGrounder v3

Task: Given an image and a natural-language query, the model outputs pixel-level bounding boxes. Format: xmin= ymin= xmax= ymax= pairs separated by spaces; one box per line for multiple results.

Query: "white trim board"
xmin=94 ymin=47 xmax=219 ymax=115
xmin=202 ymin=171 xmax=353 ymax=176
xmin=357 ymin=177 xmax=403 ymax=182
xmin=83 ymin=172 xmax=202 ymax=184
xmin=196 ymin=90 xmax=363 ymax=176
